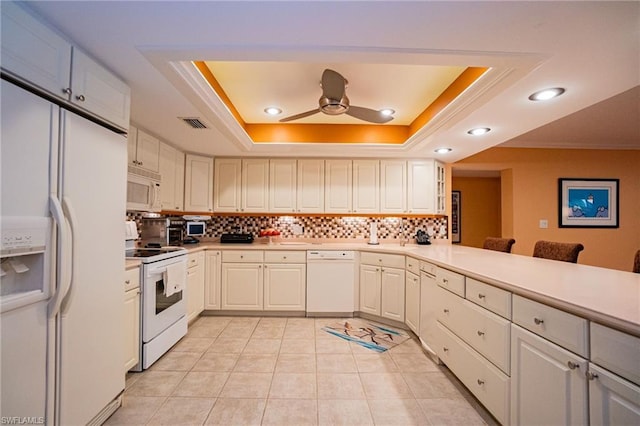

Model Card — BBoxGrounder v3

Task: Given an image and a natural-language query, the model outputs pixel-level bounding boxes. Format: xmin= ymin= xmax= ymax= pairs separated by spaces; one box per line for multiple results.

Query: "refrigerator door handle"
xmin=60 ymin=196 xmax=78 ymax=315
xmin=47 ymin=195 xmax=71 ymax=319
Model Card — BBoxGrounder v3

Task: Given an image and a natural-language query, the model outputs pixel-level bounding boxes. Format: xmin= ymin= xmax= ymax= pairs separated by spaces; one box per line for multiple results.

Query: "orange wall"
xmin=452 ymin=177 xmax=502 ymax=248
xmin=455 ymin=148 xmax=640 ymax=271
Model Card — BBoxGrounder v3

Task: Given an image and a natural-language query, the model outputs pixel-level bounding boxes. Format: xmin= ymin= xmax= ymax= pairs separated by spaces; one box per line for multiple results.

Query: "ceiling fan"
xmin=279 ymin=69 xmax=394 ymax=124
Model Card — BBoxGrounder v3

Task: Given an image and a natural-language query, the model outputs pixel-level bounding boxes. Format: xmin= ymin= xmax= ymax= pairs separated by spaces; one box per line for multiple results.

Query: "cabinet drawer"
xmin=435 ymin=286 xmax=465 ymax=337
xmin=419 ymin=261 xmax=437 ymax=276
xmin=264 ymin=250 xmax=306 ymax=263
xmin=360 ymin=251 xmax=405 ymax=268
xmin=591 ymin=323 xmax=640 ymax=386
xmin=466 ymin=278 xmax=512 ymax=319
xmin=222 ymin=250 xmax=264 ymax=263
xmin=436 ymin=267 xmax=465 ymax=297
xmin=405 ymin=257 xmax=420 ymax=275
xmin=124 ymin=267 xmax=140 ymax=292
xmin=187 ymin=252 xmax=203 ymax=268
xmin=436 ymin=322 xmax=510 ymax=425
xmin=512 ymin=295 xmax=588 ymax=357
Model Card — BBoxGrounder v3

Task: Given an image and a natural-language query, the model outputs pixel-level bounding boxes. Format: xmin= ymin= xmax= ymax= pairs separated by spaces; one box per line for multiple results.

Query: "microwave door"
xmin=126 ymin=179 xmax=150 ymax=211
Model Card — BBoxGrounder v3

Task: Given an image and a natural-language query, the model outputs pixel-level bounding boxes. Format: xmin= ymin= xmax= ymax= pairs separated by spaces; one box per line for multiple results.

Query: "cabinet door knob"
xmin=477 ymin=379 xmax=485 ymax=386
xmin=62 ymin=87 xmax=72 ymax=95
xmin=283 ymin=256 xmax=287 ymax=259
xmin=75 ymin=94 xmax=85 ymax=102
xmin=443 ymin=309 xmax=449 ymax=313
xmin=586 ymin=371 xmax=599 ymax=380
xmin=442 ymin=347 xmax=449 ymax=352
xmin=477 ymin=330 xmax=485 ymax=337
xmin=125 ymin=279 xmax=130 ymax=284
xmin=534 ymin=317 xmax=544 ymax=325
xmin=567 ymin=361 xmax=580 ymax=370
xmin=478 ymin=294 xmax=486 ymax=299
xmin=442 ymin=278 xmax=449 ymax=284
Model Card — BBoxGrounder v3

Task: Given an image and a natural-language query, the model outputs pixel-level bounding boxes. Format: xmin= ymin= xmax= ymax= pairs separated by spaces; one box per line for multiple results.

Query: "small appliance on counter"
xmin=166 ymin=218 xmax=185 ymax=245
xmin=416 ymin=229 xmax=431 ymax=245
xmin=125 ymin=220 xmax=139 ymax=250
xmin=220 ymin=233 xmax=254 ymax=244
xmin=183 ymin=221 xmax=205 ymax=244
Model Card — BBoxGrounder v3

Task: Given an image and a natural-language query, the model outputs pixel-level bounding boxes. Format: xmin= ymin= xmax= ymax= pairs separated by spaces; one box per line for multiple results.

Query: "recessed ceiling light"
xmin=528 ymin=87 xmax=566 ymax=101
xmin=380 ymin=108 xmax=395 ymax=116
xmin=264 ymin=107 xmax=282 ymax=116
xmin=434 ymin=148 xmax=452 ymax=154
xmin=467 ymin=127 xmax=491 ymax=136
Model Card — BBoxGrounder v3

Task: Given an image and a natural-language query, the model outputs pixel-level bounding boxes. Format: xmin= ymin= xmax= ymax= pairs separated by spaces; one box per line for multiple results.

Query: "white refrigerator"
xmin=1 ymin=79 xmax=126 ymax=424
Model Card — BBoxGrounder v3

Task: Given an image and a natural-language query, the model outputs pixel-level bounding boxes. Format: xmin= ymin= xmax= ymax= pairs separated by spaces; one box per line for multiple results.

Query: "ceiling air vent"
xmin=180 ymin=117 xmax=208 ymax=129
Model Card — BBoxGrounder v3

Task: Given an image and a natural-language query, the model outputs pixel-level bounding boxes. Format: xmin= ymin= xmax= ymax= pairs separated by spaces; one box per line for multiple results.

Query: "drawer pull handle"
xmin=586 ymin=371 xmax=599 ymax=381
xmin=443 ymin=309 xmax=449 ymax=314
xmin=477 ymin=379 xmax=485 ymax=386
xmin=283 ymin=256 xmax=287 ymax=259
xmin=443 ymin=347 xmax=449 ymax=352
xmin=534 ymin=317 xmax=544 ymax=325
xmin=478 ymin=293 xmax=486 ymax=299
xmin=408 ymin=264 xmax=413 ymax=267
xmin=443 ymin=278 xmax=449 ymax=284
xmin=477 ymin=330 xmax=485 ymax=337
xmin=567 ymin=361 xmax=580 ymax=370
xmin=125 ymin=279 xmax=130 ymax=284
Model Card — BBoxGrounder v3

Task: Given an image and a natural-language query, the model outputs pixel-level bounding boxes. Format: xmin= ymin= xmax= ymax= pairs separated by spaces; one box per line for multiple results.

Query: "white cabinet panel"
xmin=159 ymin=142 xmax=184 ymax=211
xmin=221 ymin=263 xmax=263 ymax=310
xmin=589 ymin=363 xmax=640 ymax=426
xmin=70 ymin=48 xmax=131 ymax=130
xmin=381 ymin=266 xmax=405 ymax=322
xmin=269 ymin=159 xmax=297 ymax=213
xmin=185 ymin=154 xmax=214 ymax=212
xmin=510 ymin=324 xmax=588 ymax=426
xmin=325 ymin=159 xmax=352 ymax=213
xmin=123 ymin=276 xmax=140 ymax=373
xmin=213 ymin=158 xmax=241 ymax=212
xmin=405 ymin=271 xmax=420 ymax=334
xmin=359 ymin=264 xmax=381 ymax=316
xmin=380 ymin=160 xmax=407 ymax=213
xmin=297 ymin=159 xmax=324 ymax=213
xmin=186 ymin=252 xmax=205 ymax=323
xmin=1 ymin=1 xmax=71 ymax=100
xmin=204 ymin=251 xmax=221 ymax=310
xmin=352 ymin=159 xmax=379 ymax=213
xmin=242 ymin=159 xmax=269 ymax=212
xmin=264 ymin=263 xmax=306 ymax=311
xmin=407 ymin=160 xmax=435 ymax=214
xmin=591 ymin=322 xmax=640 ymax=386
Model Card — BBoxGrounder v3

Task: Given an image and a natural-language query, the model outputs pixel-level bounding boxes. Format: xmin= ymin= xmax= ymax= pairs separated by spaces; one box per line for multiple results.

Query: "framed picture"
xmin=558 ymin=178 xmax=619 ymax=228
xmin=451 ymin=191 xmax=461 ymax=243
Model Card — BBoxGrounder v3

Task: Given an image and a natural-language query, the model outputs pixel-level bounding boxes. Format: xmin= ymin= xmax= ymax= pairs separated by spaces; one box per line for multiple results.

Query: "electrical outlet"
xmin=539 ymin=219 xmax=548 ymax=229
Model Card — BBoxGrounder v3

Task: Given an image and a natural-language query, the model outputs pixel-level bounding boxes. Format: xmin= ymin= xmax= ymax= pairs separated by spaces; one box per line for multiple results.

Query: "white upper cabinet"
xmin=269 ymin=159 xmax=297 ymax=213
xmin=159 ymin=142 xmax=185 ymax=211
xmin=213 ymin=158 xmax=242 ymax=212
xmin=380 ymin=160 xmax=407 ymax=214
xmin=408 ymin=160 xmax=436 ymax=214
xmin=325 ymin=159 xmax=353 ymax=213
xmin=1 ymin=1 xmax=71 ymax=99
xmin=185 ymin=154 xmax=214 ymax=212
xmin=353 ymin=160 xmax=380 ymax=214
xmin=127 ymin=126 xmax=160 ymax=173
xmin=241 ymin=159 xmax=269 ymax=213
xmin=1 ymin=3 xmax=130 ymax=130
xmin=297 ymin=159 xmax=325 ymax=213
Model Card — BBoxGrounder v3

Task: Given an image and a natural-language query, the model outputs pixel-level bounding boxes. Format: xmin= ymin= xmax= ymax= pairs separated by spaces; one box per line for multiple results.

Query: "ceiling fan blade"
xmin=345 ymin=105 xmax=394 ymax=124
xmin=321 ymin=69 xmax=346 ymax=100
xmin=279 ymin=108 xmax=321 ymax=122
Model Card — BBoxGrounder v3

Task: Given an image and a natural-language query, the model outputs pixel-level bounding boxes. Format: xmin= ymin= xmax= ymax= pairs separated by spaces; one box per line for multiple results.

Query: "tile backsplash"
xmin=126 ymin=213 xmax=448 ymax=241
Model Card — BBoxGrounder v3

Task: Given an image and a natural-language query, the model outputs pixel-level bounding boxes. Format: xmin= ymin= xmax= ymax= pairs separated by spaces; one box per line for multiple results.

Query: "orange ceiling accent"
xmin=194 ymin=61 xmax=488 ymax=145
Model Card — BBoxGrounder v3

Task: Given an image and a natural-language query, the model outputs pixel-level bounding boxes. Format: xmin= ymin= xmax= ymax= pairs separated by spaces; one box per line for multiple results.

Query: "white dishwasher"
xmin=306 ymin=250 xmax=357 ymax=317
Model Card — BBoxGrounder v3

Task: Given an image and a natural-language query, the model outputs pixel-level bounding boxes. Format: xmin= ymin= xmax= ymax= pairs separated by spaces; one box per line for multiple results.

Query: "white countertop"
xmin=163 ymin=240 xmax=640 ymax=337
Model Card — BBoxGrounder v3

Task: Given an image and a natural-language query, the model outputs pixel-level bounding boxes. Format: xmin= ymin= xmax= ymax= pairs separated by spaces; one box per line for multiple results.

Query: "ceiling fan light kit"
xmin=279 ymin=69 xmax=394 ymax=124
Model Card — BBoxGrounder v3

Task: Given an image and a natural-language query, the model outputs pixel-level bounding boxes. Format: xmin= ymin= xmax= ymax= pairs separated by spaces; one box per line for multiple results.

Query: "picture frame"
xmin=558 ymin=178 xmax=619 ymax=228
xmin=451 ymin=191 xmax=461 ymax=243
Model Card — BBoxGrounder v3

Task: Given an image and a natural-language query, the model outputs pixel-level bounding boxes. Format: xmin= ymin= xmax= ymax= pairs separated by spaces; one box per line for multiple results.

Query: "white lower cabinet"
xmin=221 ymin=263 xmax=264 ymax=310
xmin=510 ymin=324 xmax=588 ymax=426
xmin=123 ymin=267 xmax=140 ymax=373
xmin=204 ymin=251 xmax=221 ymax=310
xmin=264 ymin=263 xmax=306 ymax=311
xmin=588 ymin=363 xmax=640 ymax=425
xmin=186 ymin=252 xmax=205 ymax=322
xmin=405 ymin=271 xmax=420 ymax=334
xmin=359 ymin=264 xmax=381 ymax=316
xmin=380 ymin=267 xmax=405 ymax=322
xmin=359 ymin=252 xmax=405 ymax=322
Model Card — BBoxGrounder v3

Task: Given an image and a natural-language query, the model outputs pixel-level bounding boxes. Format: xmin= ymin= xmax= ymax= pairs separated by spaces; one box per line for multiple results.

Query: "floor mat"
xmin=321 ymin=318 xmax=410 ymax=353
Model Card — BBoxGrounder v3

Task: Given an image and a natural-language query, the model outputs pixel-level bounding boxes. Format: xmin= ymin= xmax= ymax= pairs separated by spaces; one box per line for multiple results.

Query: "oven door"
xmin=141 ymin=257 xmax=187 ymax=342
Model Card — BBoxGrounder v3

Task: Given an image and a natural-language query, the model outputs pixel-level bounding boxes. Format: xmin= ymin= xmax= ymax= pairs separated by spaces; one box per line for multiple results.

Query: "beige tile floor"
xmin=106 ymin=316 xmax=498 ymax=426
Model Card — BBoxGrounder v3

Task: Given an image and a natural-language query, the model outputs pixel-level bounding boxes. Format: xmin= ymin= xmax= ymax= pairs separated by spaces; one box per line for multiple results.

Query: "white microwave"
xmin=127 ymin=173 xmax=161 ymax=212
